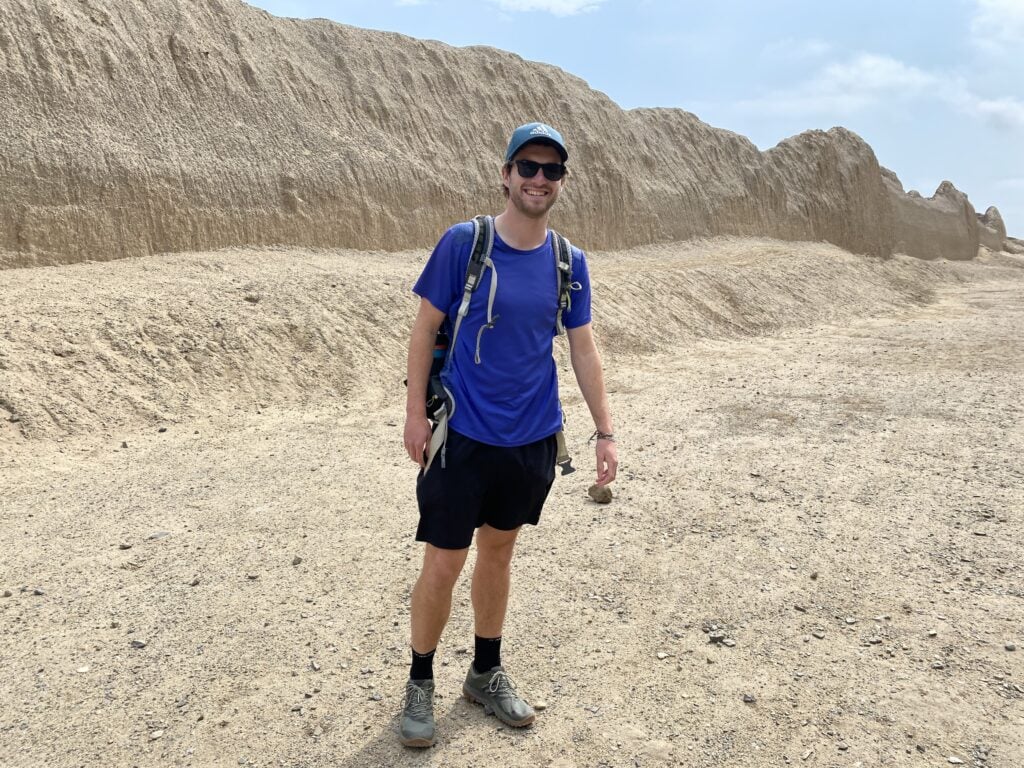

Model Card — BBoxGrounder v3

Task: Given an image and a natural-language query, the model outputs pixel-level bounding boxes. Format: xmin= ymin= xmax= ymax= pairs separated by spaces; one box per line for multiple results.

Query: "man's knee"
xmin=476 ymin=525 xmax=519 ymax=569
xmin=419 ymin=544 xmax=468 ymax=592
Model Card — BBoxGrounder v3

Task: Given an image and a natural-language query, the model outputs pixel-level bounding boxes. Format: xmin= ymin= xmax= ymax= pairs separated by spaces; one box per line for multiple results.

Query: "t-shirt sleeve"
xmin=412 ymin=222 xmax=474 ymax=316
xmin=563 ymin=246 xmax=593 ymax=329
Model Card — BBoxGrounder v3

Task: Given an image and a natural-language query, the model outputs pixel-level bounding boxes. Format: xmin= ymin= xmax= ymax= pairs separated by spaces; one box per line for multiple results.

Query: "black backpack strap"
xmin=449 ymin=214 xmax=495 ymax=361
xmin=550 ymin=229 xmax=577 ymax=474
xmin=425 ymin=215 xmax=495 ymax=472
xmin=551 ymin=230 xmax=573 ymax=335
xmin=465 ymin=215 xmax=494 ymax=299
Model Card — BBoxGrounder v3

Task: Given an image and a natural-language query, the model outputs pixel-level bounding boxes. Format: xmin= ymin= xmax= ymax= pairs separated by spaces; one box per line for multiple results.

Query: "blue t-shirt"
xmin=413 ymin=221 xmax=592 ymax=447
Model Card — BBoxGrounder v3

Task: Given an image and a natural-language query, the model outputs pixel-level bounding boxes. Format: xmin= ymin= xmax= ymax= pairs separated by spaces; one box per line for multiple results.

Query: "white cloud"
xmin=971 ymin=97 xmax=1024 ymax=129
xmin=971 ymin=0 xmax=1024 ymax=56
xmin=736 ymin=54 xmax=937 ymax=116
xmin=488 ymin=0 xmax=606 ymax=16
xmin=822 ymin=55 xmax=936 ymax=93
xmin=735 ymin=52 xmax=1024 ymax=131
xmin=939 ymin=79 xmax=1024 ymax=131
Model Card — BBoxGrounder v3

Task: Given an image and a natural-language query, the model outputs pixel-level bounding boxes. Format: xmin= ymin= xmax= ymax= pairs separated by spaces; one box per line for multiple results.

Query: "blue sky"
xmin=248 ymin=0 xmax=1024 ymax=235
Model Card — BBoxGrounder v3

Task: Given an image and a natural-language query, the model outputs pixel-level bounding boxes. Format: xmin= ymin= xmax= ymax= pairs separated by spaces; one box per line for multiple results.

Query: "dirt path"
xmin=2 ymin=264 xmax=1022 ymax=767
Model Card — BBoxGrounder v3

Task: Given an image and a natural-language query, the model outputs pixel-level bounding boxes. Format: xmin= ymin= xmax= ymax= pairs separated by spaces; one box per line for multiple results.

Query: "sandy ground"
xmin=1 ymin=241 xmax=1022 ymax=767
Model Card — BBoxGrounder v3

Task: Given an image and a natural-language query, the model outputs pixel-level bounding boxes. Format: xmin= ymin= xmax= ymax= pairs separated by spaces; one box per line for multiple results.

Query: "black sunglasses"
xmin=512 ymin=159 xmax=567 ymax=181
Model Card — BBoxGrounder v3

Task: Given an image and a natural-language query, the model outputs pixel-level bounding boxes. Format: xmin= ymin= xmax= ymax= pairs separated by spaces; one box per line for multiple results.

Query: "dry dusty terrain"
xmin=1 ymin=241 xmax=1022 ymax=767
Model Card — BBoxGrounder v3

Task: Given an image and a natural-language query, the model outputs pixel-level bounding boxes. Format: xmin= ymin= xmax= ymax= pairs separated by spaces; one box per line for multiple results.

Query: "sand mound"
xmin=978 ymin=206 xmax=1008 ymax=252
xmin=0 ymin=0 xmax=1010 ymax=268
xmin=3 ymin=238 xmax=1022 ymax=446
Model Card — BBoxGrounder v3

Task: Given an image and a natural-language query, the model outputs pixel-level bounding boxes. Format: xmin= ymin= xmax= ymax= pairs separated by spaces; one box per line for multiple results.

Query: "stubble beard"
xmin=510 ymin=187 xmax=557 ymax=220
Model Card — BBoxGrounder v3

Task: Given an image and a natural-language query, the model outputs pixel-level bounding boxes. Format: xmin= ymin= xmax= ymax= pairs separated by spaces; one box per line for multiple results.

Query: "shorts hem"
xmin=414 ymin=518 xmax=540 ymax=550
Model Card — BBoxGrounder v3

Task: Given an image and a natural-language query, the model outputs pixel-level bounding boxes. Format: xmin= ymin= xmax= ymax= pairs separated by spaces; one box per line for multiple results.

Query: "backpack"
xmin=424 ymin=214 xmax=576 ymax=475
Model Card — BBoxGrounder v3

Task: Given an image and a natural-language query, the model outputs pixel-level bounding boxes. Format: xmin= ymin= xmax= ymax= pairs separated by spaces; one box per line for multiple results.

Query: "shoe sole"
xmin=400 ymin=735 xmax=434 ymax=748
xmin=462 ymin=685 xmax=536 ymax=727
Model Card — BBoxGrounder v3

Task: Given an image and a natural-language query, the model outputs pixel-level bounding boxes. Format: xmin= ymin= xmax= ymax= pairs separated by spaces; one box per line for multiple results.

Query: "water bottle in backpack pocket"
xmin=425 ymin=330 xmax=450 ymax=421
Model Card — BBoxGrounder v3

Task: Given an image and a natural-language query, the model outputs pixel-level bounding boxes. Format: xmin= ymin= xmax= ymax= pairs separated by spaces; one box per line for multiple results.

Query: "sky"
xmin=248 ymin=0 xmax=1024 ymax=235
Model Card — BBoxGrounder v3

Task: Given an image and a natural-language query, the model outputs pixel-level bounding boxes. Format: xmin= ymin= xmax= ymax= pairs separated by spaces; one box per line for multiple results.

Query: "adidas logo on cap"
xmin=506 ymin=122 xmax=567 ymax=161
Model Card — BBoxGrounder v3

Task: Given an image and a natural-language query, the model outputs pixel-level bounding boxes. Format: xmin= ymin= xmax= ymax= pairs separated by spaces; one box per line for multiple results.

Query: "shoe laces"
xmin=486 ymin=670 xmax=519 ymax=700
xmin=405 ymin=683 xmax=432 ymax=718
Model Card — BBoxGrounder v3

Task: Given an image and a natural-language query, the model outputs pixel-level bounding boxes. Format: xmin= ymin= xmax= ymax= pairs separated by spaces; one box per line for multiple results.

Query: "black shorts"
xmin=415 ymin=428 xmax=557 ymax=550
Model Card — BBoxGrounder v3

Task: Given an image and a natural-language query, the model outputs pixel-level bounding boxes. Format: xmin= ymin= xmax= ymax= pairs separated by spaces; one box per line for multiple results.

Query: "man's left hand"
xmin=594 ymin=438 xmax=618 ymax=486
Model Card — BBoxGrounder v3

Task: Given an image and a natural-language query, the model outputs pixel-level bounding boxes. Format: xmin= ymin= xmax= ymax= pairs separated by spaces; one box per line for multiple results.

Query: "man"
xmin=400 ymin=122 xmax=617 ymax=747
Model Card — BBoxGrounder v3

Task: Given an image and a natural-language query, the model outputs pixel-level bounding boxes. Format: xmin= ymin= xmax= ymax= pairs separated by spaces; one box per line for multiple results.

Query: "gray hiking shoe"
xmin=400 ymin=678 xmax=435 ymax=747
xmin=462 ymin=664 xmax=536 ymax=727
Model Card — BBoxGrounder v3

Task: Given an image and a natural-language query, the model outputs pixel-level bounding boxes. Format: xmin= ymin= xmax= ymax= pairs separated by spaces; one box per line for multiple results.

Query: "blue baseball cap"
xmin=505 ymin=122 xmax=568 ymax=163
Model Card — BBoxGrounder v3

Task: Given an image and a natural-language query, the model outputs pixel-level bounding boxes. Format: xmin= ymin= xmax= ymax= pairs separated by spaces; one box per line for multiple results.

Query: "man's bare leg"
xmin=463 ymin=524 xmax=535 ymax=727
xmin=410 ymin=544 xmax=470 ymax=654
xmin=471 ymin=524 xmax=520 ymax=640
xmin=401 ymin=544 xmax=469 ymax=747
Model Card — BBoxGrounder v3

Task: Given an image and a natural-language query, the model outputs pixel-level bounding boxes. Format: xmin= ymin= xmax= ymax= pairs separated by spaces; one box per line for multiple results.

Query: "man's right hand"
xmin=404 ymin=414 xmax=433 ymax=468
xmin=404 ymin=298 xmax=447 ymax=468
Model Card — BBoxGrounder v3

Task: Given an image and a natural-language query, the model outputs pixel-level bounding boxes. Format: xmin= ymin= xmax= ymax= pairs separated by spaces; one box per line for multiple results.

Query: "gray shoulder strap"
xmin=552 ymin=230 xmax=573 ymax=335
xmin=449 ymin=215 xmax=495 ymax=358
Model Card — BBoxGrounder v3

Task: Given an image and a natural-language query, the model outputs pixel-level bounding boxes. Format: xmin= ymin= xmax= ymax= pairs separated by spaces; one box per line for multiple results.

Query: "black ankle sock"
xmin=410 ymin=648 xmax=435 ymax=681
xmin=473 ymin=635 xmax=501 ymax=672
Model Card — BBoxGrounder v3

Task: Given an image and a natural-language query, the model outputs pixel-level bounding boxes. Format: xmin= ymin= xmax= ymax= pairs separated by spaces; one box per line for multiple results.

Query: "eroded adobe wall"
xmin=0 ymin=0 xmax=999 ymax=267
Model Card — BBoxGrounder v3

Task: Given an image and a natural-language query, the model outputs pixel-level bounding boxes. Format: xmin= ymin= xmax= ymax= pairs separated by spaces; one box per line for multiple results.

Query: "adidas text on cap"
xmin=505 ymin=122 xmax=568 ymax=163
